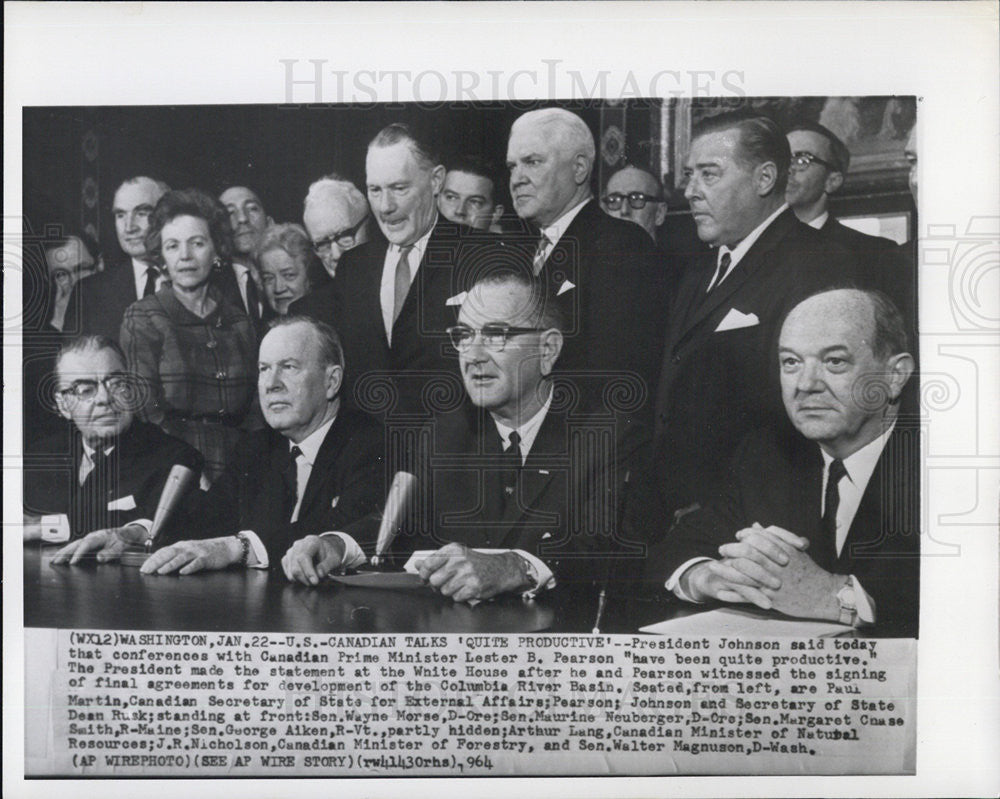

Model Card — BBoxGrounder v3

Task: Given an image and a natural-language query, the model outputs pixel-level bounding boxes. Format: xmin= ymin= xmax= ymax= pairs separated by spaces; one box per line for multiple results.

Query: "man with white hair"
xmin=300 ymin=175 xmax=372 ymax=280
xmin=506 ymin=108 xmax=668 ymax=395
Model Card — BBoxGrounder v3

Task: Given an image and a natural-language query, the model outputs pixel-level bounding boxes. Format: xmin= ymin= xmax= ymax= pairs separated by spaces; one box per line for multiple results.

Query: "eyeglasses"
xmin=447 ymin=324 xmax=547 ymax=352
xmin=311 ymin=214 xmax=369 ymax=254
xmin=601 ymin=192 xmax=664 ymax=211
xmin=789 ymin=151 xmax=839 ymax=172
xmin=57 ymin=374 xmax=133 ymax=401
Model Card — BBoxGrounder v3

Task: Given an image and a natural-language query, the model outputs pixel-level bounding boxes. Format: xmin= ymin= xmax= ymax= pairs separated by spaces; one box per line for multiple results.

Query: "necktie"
xmin=282 ymin=445 xmax=303 ymax=520
xmin=392 ymin=246 xmax=414 ymax=326
xmin=244 ymin=273 xmax=261 ymax=323
xmin=502 ymin=431 xmax=522 ymax=504
xmin=142 ymin=266 xmax=159 ymax=297
xmin=707 ymin=251 xmax=732 ymax=293
xmin=532 ymin=234 xmax=550 ymax=276
xmin=822 ymin=458 xmax=847 ymax=556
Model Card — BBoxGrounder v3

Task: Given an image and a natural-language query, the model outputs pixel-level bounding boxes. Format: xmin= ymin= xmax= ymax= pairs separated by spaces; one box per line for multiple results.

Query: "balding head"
xmin=602 ymin=166 xmax=667 ymax=241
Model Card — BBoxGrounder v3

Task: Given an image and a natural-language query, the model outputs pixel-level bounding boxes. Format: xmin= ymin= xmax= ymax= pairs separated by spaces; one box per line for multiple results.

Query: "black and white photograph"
xmin=5 ymin=1 xmax=998 ymax=796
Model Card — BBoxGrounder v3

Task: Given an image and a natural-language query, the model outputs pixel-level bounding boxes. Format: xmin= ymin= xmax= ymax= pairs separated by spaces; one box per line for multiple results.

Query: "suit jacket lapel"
xmin=297 ymin=414 xmax=348 ymax=520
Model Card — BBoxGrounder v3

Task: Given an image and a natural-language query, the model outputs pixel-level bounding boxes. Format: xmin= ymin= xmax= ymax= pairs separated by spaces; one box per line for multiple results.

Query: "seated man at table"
xmin=643 ymin=288 xmax=919 ymax=634
xmin=63 ymin=317 xmax=385 ymax=574
xmin=27 ymin=335 xmax=202 ymax=559
xmin=282 ymin=272 xmax=648 ymax=601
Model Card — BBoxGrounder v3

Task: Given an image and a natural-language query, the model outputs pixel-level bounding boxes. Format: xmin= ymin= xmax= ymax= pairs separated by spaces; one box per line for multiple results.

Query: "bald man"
xmin=644 ymin=288 xmax=919 ymax=635
xmin=601 ymin=165 xmax=667 ymax=243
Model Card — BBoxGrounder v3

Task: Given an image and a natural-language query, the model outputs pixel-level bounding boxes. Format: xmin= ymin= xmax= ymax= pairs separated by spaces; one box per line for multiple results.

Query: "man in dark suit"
xmin=218 ymin=185 xmax=272 ymax=325
xmin=286 ymin=273 xmax=647 ymax=600
xmin=653 ymin=113 xmax=860 ymax=519
xmin=134 ymin=316 xmax=385 ymax=575
xmin=63 ymin=176 xmax=169 ymax=341
xmin=506 ymin=108 xmax=669 ymax=394
xmin=786 ymin=121 xmax=915 ymax=326
xmin=26 ymin=335 xmax=202 ymax=558
xmin=645 ymin=288 xmax=918 ymax=635
xmin=291 ymin=124 xmax=505 ymax=417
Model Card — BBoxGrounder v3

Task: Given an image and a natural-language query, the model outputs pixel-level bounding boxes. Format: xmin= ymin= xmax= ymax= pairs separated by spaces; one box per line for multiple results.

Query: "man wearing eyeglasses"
xmin=601 ymin=165 xmax=668 ymax=244
xmin=294 ymin=124 xmax=504 ymax=417
xmin=312 ymin=272 xmax=646 ymax=600
xmin=298 ymin=175 xmax=373 ymax=282
xmin=785 ymin=122 xmax=915 ymax=329
xmin=25 ymin=335 xmax=202 ymax=552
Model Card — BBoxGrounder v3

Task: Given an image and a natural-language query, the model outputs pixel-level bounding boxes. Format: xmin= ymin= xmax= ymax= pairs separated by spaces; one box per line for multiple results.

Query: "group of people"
xmin=23 ymin=106 xmax=920 ymax=634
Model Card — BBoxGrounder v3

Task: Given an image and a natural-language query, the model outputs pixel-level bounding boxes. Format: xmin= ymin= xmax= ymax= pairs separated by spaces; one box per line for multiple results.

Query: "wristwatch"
xmin=836 ymin=581 xmax=858 ymax=626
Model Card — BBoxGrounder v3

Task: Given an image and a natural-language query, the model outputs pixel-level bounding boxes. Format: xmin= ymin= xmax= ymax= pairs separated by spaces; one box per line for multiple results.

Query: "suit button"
xmin=215 ymin=370 xmax=227 ymax=379
xmin=671 ymin=354 xmax=681 ymax=364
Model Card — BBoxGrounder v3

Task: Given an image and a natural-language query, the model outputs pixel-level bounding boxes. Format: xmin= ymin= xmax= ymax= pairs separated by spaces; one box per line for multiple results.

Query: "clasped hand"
xmin=684 ymin=525 xmax=843 ymax=621
xmin=416 ymin=543 xmax=530 ymax=603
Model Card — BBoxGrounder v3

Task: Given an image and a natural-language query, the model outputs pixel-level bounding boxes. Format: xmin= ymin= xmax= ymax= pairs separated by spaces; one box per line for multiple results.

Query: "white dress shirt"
xmin=666 ymin=423 xmax=896 ymax=624
xmin=240 ymin=414 xmax=365 ymax=570
xmin=806 ymin=210 xmax=830 ymax=230
xmin=533 ymin=197 xmax=591 ymax=272
xmin=132 ymin=258 xmax=166 ymax=300
xmin=706 ymin=202 xmax=789 ymax=291
xmin=379 ymin=220 xmax=436 ymax=345
xmin=231 ymin=261 xmax=262 ymax=317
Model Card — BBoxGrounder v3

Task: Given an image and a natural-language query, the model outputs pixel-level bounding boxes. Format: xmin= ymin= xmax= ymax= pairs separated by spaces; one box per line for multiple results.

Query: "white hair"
xmin=511 ymin=108 xmax=596 ymax=165
xmin=303 ymin=176 xmax=369 ymax=220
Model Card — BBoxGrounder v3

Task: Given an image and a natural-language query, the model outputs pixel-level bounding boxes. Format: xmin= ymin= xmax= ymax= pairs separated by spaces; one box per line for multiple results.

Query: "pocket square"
xmin=445 ymin=291 xmax=468 ymax=306
xmin=556 ymin=280 xmax=576 ymax=296
xmin=715 ymin=308 xmax=759 ymax=332
xmin=108 ymin=494 xmax=137 ymax=511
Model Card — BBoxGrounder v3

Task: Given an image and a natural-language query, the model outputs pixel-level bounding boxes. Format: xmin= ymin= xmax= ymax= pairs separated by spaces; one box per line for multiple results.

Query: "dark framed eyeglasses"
xmin=789 ymin=151 xmax=839 ymax=172
xmin=57 ymin=374 xmax=133 ymax=401
xmin=601 ymin=192 xmax=664 ymax=211
xmin=447 ymin=324 xmax=547 ymax=352
xmin=311 ymin=214 xmax=369 ymax=254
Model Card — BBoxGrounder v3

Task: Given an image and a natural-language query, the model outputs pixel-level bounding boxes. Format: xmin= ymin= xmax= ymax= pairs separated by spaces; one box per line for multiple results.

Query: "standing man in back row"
xmin=295 ymin=123 xmax=504 ymax=415
xmin=506 ymin=108 xmax=668 ymax=397
xmin=652 ymin=113 xmax=858 ymax=521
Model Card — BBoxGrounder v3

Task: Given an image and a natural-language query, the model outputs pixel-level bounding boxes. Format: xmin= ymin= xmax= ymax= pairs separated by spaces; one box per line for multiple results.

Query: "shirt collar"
xmin=81 ymin=438 xmax=114 ymax=460
xmin=820 ymin=419 xmax=896 ymax=487
xmin=231 ymin=260 xmax=250 ymax=280
xmin=492 ymin=384 xmax=554 ymax=457
xmin=538 ymin=197 xmax=592 ymax=248
xmin=806 ymin=210 xmax=830 ymax=230
xmin=718 ymin=202 xmax=789 ymax=271
xmin=387 ymin=213 xmax=437 ymax=265
xmin=291 ymin=413 xmax=337 ymax=466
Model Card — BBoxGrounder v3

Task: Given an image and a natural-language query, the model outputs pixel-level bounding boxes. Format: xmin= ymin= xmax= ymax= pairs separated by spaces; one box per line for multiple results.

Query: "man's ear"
xmin=491 ymin=204 xmax=505 ymax=229
xmin=755 ymin=161 xmax=778 ymax=197
xmin=886 ymin=352 xmax=915 ymax=401
xmin=654 ymin=201 xmax=668 ymax=228
xmin=325 ymin=364 xmax=344 ymax=400
xmin=824 ymin=170 xmax=844 ymax=195
xmin=430 ymin=164 xmax=446 ymax=197
xmin=572 ymin=154 xmax=592 ymax=187
xmin=54 ymin=391 xmax=72 ymax=421
xmin=538 ymin=329 xmax=564 ymax=376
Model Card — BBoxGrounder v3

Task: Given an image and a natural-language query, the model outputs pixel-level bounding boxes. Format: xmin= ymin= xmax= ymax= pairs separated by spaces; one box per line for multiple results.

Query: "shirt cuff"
xmin=849 ymin=574 xmax=876 ymax=625
xmin=39 ymin=514 xmax=70 ymax=544
xmin=666 ymin=557 xmax=713 ymax=602
xmin=320 ymin=532 xmax=367 ymax=571
xmin=511 ymin=549 xmax=556 ymax=597
xmin=239 ymin=530 xmax=269 ymax=569
xmin=128 ymin=518 xmax=153 ymax=536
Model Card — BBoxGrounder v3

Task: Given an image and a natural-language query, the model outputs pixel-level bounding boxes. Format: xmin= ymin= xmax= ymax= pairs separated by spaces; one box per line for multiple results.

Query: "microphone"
xmin=370 ymin=471 xmax=417 ymax=568
xmin=120 ymin=464 xmax=197 ymax=567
